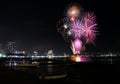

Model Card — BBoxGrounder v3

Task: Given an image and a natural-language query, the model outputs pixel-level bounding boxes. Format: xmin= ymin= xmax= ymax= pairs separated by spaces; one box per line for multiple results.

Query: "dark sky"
xmin=0 ymin=0 xmax=119 ymax=54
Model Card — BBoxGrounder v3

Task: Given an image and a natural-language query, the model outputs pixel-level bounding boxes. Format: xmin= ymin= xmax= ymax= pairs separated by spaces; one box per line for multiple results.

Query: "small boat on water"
xmin=5 ymin=59 xmax=39 ymax=67
xmin=18 ymin=62 xmax=39 ymax=67
xmin=17 ymin=59 xmax=39 ymax=67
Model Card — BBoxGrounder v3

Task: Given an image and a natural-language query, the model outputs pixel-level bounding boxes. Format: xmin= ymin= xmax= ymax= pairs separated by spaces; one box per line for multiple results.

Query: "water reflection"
xmin=92 ymin=57 xmax=120 ymax=64
xmin=1 ymin=55 xmax=120 ymax=81
xmin=6 ymin=59 xmax=68 ymax=80
xmin=70 ymin=55 xmax=92 ymax=62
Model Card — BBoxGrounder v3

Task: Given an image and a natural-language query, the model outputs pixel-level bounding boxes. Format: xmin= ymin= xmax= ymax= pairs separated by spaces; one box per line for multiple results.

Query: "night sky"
xmin=0 ymin=0 xmax=119 ymax=54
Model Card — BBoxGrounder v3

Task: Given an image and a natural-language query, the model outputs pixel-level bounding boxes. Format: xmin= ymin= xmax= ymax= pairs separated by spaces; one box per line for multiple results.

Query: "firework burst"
xmin=57 ymin=3 xmax=98 ymax=54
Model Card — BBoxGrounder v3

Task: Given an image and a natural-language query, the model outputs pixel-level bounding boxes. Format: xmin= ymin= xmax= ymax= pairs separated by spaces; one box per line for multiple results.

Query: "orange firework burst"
xmin=67 ymin=5 xmax=80 ymax=21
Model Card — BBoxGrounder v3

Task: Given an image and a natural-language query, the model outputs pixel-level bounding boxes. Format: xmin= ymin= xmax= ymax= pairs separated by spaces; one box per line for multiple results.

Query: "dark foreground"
xmin=0 ymin=62 xmax=120 ymax=84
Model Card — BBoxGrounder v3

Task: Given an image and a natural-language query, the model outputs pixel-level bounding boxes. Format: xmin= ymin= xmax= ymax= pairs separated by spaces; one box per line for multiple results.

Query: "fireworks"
xmin=70 ymin=20 xmax=84 ymax=38
xmin=57 ymin=3 xmax=98 ymax=54
xmin=69 ymin=12 xmax=97 ymax=44
xmin=71 ymin=38 xmax=82 ymax=54
xmin=67 ymin=5 xmax=81 ymax=21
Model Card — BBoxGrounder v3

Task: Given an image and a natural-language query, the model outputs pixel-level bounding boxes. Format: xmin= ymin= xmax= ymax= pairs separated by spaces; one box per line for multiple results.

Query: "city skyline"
xmin=0 ymin=0 xmax=119 ymax=54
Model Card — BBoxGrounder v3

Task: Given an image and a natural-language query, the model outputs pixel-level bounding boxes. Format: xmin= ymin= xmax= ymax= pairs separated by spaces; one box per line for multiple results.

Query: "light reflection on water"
xmin=1 ymin=56 xmax=120 ymax=81
xmin=92 ymin=57 xmax=120 ymax=64
xmin=7 ymin=59 xmax=68 ymax=79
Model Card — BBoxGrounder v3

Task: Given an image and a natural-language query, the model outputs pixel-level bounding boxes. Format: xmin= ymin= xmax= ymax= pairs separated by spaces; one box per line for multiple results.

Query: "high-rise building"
xmin=5 ymin=41 xmax=16 ymax=53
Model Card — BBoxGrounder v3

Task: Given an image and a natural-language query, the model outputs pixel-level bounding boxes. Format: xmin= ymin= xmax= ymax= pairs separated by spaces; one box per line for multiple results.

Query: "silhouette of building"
xmin=5 ymin=41 xmax=16 ymax=53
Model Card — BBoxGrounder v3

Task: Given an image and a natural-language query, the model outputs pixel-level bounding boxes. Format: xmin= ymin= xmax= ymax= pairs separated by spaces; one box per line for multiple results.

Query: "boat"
xmin=18 ymin=63 xmax=39 ymax=67
xmin=17 ymin=59 xmax=39 ymax=67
